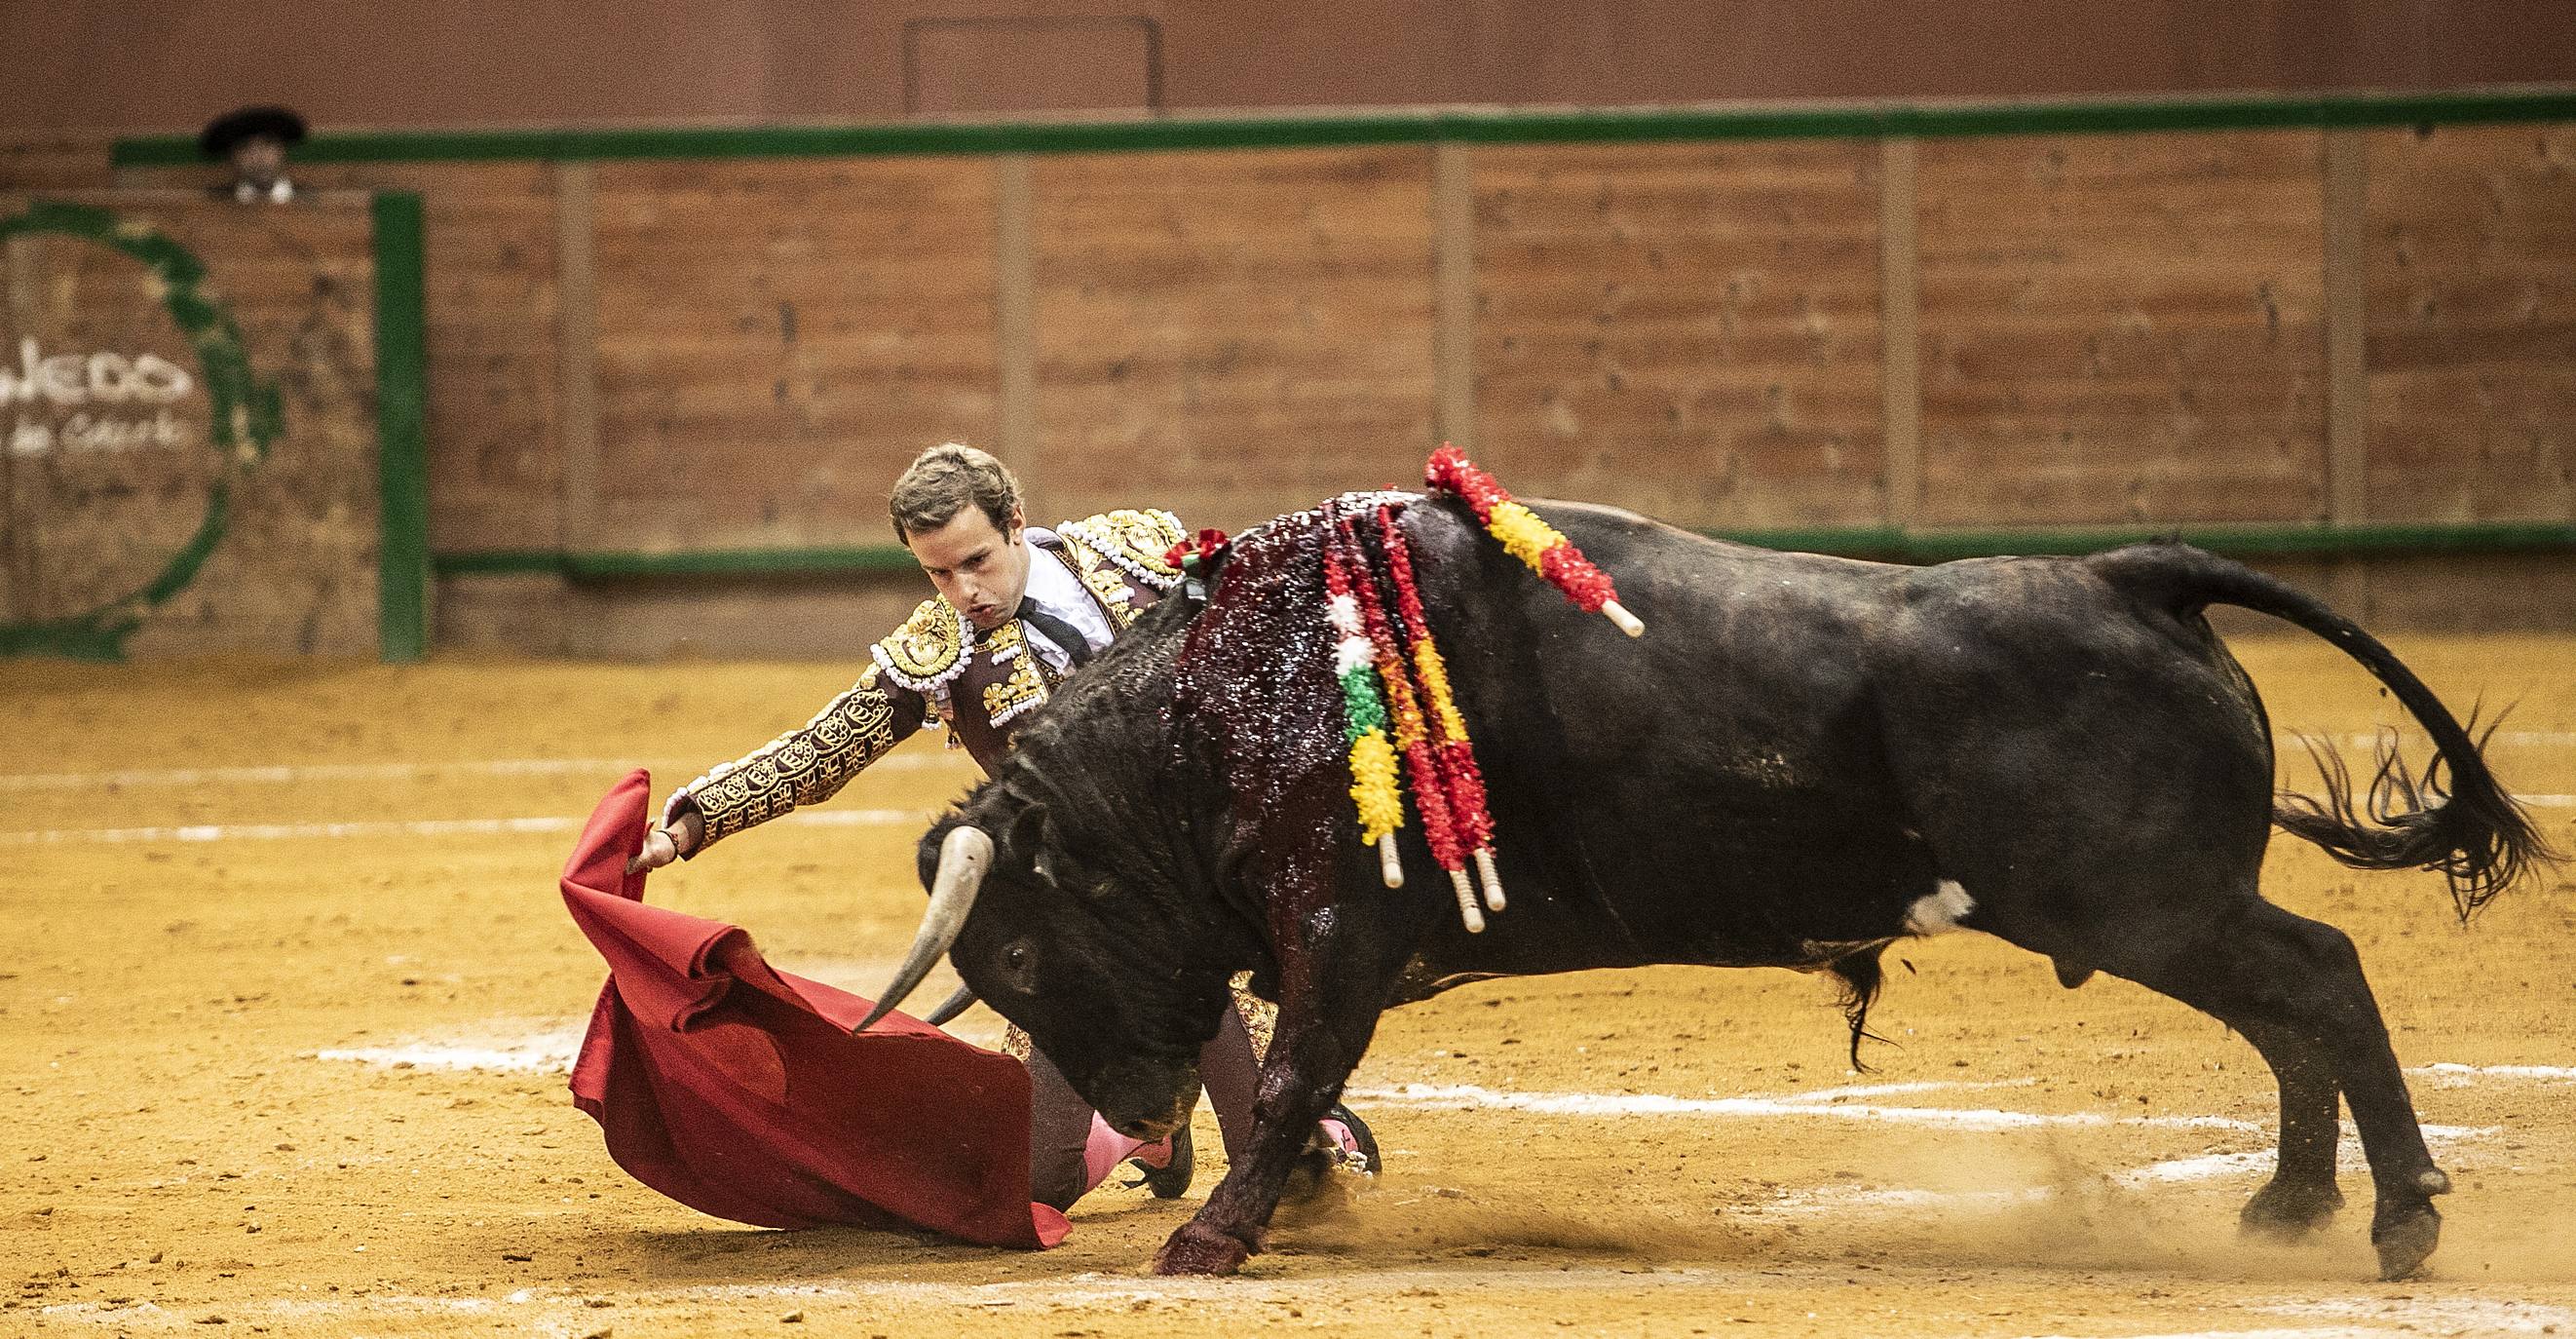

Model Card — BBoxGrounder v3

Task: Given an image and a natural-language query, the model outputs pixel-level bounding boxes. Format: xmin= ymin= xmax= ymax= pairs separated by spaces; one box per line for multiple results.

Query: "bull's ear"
xmin=1005 ymin=800 xmax=1051 ymax=871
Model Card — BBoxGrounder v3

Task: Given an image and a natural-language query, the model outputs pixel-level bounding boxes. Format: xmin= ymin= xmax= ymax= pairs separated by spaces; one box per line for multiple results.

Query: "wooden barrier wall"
xmin=8 ymin=101 xmax=2572 ymax=657
xmin=1 ymin=191 xmax=389 ymax=658
xmin=1473 ymin=139 xmax=1886 ymax=528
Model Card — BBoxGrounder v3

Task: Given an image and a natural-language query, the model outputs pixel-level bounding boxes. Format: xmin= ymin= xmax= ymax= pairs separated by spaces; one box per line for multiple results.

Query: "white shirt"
xmin=1017 ymin=527 xmax=1115 ymax=672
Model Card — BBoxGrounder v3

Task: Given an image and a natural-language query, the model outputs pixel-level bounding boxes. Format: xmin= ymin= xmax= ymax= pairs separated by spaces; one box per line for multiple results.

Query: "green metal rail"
xmin=113 ymin=88 xmax=2576 ymax=167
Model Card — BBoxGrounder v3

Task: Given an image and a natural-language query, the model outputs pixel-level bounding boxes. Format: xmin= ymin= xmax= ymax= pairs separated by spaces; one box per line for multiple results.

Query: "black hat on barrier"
xmin=197 ymin=105 xmax=309 ymax=161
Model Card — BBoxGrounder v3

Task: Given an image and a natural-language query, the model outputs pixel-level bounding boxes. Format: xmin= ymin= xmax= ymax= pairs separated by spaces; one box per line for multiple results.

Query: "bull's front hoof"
xmin=2370 ymin=1203 xmax=2442 ymax=1282
xmin=1153 ymin=1220 xmax=1261 ymax=1277
xmin=2239 ymin=1175 xmax=2343 ymax=1241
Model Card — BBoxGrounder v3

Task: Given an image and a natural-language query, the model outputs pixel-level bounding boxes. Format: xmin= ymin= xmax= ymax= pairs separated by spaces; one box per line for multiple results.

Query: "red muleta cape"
xmin=559 ymin=769 xmax=1069 ymax=1247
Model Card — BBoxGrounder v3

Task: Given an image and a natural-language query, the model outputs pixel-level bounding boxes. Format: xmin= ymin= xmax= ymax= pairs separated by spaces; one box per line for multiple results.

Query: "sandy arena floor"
xmin=3 ymin=633 xmax=2573 ymax=1338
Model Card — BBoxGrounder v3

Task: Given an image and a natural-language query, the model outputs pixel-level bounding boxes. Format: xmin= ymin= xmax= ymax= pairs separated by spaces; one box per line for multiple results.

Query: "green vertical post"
xmin=371 ymin=190 xmax=431 ymax=662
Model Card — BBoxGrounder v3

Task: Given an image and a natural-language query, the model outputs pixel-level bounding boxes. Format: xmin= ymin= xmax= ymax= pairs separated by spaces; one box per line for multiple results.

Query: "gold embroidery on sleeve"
xmin=680 ymin=665 xmax=901 ymax=848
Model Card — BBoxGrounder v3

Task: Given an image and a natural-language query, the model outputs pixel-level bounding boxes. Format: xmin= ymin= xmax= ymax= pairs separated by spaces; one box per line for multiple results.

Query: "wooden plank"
xmin=1473 ymin=139 xmax=1883 ymax=529
xmin=1433 ymin=142 xmax=1476 ymax=452
xmin=2363 ymin=123 xmax=2576 ymax=524
xmin=589 ymin=156 xmax=1000 ymax=550
xmin=2 ymin=225 xmax=44 ymax=620
xmin=993 ymin=154 xmax=1036 ymax=492
xmin=2319 ymin=131 xmax=2370 ymax=617
xmin=2323 ymin=131 xmax=2368 ymax=527
xmin=1879 ymin=137 xmax=1920 ymax=528
xmin=555 ymin=161 xmax=600 ymax=549
xmin=1916 ymin=131 xmax=2328 ymax=526
xmin=1032 ymin=146 xmax=1436 ymax=531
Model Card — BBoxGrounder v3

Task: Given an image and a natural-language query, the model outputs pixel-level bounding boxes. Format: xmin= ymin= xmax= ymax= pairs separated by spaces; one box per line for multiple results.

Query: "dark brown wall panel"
xmin=2364 ymin=124 xmax=2576 ymax=523
xmin=1916 ymin=132 xmax=2328 ymax=525
xmin=7 ymin=1 xmax=2570 ymax=131
xmin=589 ymin=157 xmax=998 ymax=550
xmin=1031 ymin=146 xmax=1434 ymax=532
xmin=1472 ymin=140 xmax=1883 ymax=529
xmin=906 ymin=17 xmax=1160 ymax=114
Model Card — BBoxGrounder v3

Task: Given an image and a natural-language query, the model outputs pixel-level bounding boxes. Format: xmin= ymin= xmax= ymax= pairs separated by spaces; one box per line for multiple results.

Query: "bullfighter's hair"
xmin=889 ymin=442 xmax=1020 ymax=542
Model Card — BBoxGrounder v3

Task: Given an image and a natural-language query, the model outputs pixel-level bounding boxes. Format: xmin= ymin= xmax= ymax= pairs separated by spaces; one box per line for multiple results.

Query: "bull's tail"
xmin=2088 ymin=540 xmax=2559 ymax=919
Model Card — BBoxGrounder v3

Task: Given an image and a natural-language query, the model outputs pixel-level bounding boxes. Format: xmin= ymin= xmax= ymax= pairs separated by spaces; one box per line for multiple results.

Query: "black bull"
xmin=864 ymin=496 xmax=2553 ymax=1281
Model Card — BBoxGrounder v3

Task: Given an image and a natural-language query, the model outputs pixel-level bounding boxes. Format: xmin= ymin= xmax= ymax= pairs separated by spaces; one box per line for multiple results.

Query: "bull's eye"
xmin=998 ymin=939 xmax=1039 ymax=994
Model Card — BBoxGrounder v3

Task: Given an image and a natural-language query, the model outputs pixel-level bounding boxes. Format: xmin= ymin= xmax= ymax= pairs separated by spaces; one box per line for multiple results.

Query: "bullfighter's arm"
xmin=661 ymin=664 xmax=927 ymax=855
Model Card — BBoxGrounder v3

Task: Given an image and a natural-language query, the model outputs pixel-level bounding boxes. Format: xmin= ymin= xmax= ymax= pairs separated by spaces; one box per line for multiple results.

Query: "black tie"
xmin=1017 ymin=598 xmax=1096 ymax=670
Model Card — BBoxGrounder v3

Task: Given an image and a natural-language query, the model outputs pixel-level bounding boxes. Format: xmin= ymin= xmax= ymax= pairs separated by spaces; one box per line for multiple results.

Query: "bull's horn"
xmin=852 ymin=825 xmax=994 ymax=1033
xmin=924 ymin=983 xmax=977 ymax=1027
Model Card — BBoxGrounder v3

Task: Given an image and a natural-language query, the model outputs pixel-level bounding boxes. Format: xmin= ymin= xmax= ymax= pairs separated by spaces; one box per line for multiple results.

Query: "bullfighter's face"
xmin=907 ymin=505 xmax=1031 ymax=633
xmin=922 ymin=816 xmax=1226 ymax=1140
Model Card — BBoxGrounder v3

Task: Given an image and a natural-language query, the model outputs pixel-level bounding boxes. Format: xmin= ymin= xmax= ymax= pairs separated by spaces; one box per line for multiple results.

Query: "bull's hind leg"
xmin=2230 ymin=1017 xmax=2345 ymax=1238
xmin=2108 ymin=900 xmax=2449 ymax=1280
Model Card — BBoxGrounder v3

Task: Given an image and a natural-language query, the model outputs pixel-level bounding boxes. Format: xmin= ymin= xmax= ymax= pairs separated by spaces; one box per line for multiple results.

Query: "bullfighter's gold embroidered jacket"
xmin=667 ymin=509 xmax=1187 ymax=850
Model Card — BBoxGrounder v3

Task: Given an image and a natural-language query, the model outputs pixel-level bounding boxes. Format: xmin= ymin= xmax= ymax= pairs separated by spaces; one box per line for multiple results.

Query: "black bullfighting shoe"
xmin=1319 ymin=1103 xmax=1379 ymax=1176
xmin=1124 ymin=1121 xmax=1194 ymax=1199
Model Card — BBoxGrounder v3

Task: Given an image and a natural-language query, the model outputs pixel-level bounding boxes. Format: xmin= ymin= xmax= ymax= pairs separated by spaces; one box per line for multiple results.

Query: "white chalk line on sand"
xmin=0 ymin=806 xmax=941 ymax=846
xmin=312 ymin=1036 xmax=2542 ymax=1138
xmin=313 ymin=1024 xmax=2576 ymax=1094
xmin=1759 ymin=1123 xmax=2494 ymax=1217
xmin=322 ymin=1040 xmax=2199 ymax=1132
xmin=2261 ymin=1297 xmax=2576 ymax=1336
xmin=1356 ymin=1082 xmax=2260 ymax=1134
xmin=2013 ymin=1330 xmax=2423 ymax=1339
xmin=315 ymin=1040 xmax=583 ymax=1074
xmin=38 ymin=1281 xmax=2576 ymax=1339
xmin=0 ymin=751 xmax=965 ymax=791
xmin=1351 ymin=1083 xmax=2502 ymax=1142
xmin=2413 ymin=1060 xmax=2576 ymax=1083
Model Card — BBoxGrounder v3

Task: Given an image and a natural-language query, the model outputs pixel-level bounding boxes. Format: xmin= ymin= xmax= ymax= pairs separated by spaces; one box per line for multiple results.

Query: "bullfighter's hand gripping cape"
xmin=559 ymin=768 xmax=1070 ymax=1247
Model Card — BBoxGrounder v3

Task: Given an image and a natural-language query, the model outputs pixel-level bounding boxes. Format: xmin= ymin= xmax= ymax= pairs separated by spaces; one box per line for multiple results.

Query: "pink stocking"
xmin=1080 ymin=1114 xmax=1153 ymax=1195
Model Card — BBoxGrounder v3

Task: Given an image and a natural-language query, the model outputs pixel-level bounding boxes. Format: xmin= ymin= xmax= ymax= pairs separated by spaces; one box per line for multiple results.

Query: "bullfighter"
xmin=627 ymin=442 xmax=1376 ymax=1209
